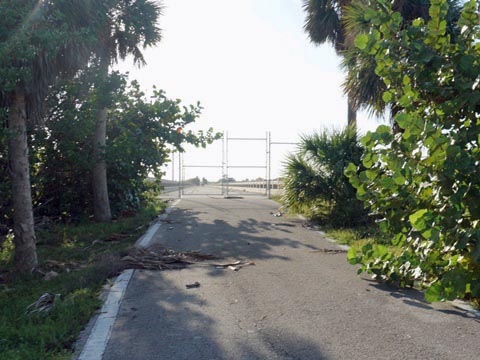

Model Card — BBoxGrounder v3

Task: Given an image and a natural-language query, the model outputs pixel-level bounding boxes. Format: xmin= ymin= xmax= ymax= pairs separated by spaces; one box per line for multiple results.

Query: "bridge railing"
xmin=223 ymin=179 xmax=284 ymax=190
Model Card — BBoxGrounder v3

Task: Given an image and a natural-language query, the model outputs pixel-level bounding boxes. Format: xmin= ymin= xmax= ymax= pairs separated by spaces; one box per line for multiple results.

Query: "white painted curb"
xmin=78 ymin=270 xmax=134 ymax=360
xmin=77 ymin=199 xmax=181 ymax=359
xmin=136 ymin=199 xmax=180 ymax=248
xmin=317 ymin=230 xmax=350 ymax=251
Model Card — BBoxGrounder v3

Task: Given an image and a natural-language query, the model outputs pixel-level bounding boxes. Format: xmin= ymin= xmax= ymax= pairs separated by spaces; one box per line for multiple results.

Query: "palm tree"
xmin=283 ymin=127 xmax=366 ymax=225
xmin=91 ymin=0 xmax=162 ymax=222
xmin=0 ymin=0 xmax=106 ymax=272
xmin=303 ymin=0 xmax=461 ymax=123
xmin=302 ymin=0 xmax=357 ymax=127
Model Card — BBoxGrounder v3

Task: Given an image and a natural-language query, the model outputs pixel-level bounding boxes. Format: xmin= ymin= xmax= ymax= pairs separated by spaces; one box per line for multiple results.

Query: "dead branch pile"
xmin=121 ymin=244 xmax=218 ymax=270
xmin=309 ymin=248 xmax=348 ymax=254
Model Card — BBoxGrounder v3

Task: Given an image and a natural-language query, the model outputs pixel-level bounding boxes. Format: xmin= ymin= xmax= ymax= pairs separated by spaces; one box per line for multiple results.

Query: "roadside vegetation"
xmin=0 ymin=200 xmax=165 ymax=359
xmin=1 ymin=1 xmax=479 ymax=357
xmin=278 ymin=126 xmax=391 ymax=257
xmin=283 ymin=126 xmax=367 ymax=227
xmin=295 ymin=0 xmax=480 ymax=305
xmin=0 ymin=1 xmax=220 ymax=357
xmin=345 ymin=0 xmax=480 ymax=303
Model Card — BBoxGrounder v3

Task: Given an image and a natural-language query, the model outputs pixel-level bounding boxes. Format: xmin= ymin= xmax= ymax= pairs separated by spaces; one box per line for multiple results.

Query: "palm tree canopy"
xmin=0 ymin=0 xmax=111 ymax=124
xmin=95 ymin=0 xmax=163 ymax=66
xmin=282 ymin=126 xmax=367 ymax=226
xmin=302 ymin=0 xmax=352 ymax=52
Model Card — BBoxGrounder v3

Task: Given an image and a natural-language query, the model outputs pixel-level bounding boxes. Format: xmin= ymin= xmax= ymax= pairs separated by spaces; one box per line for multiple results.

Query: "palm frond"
xmin=302 ymin=0 xmax=347 ymax=52
xmin=282 ymin=127 xmax=367 ymax=225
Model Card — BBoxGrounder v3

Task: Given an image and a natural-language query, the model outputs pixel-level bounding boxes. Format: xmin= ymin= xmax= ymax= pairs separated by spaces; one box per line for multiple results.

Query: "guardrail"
xmin=223 ymin=179 xmax=283 ymax=190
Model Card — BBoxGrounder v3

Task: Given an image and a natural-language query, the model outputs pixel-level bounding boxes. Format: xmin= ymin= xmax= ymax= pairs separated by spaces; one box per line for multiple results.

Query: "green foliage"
xmin=30 ymin=72 xmax=219 ymax=220
xmin=106 ymin=81 xmax=219 ymax=213
xmin=0 ymin=0 xmax=104 ymax=122
xmin=345 ymin=0 xmax=480 ymax=301
xmin=342 ymin=0 xmax=462 ymax=115
xmin=283 ymin=127 xmax=368 ymax=226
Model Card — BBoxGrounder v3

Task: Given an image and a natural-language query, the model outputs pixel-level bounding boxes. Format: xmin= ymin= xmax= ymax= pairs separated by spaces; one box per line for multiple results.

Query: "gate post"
xmin=221 ymin=131 xmax=225 ymax=196
xmin=267 ymin=131 xmax=272 ymax=199
xmin=178 ymin=151 xmax=182 ymax=199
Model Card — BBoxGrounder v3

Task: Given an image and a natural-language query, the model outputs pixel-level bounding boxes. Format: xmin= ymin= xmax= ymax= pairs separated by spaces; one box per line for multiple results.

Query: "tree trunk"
xmin=92 ymin=105 xmax=112 ymax=222
xmin=7 ymin=87 xmax=38 ymax=272
xmin=347 ymin=96 xmax=357 ymax=128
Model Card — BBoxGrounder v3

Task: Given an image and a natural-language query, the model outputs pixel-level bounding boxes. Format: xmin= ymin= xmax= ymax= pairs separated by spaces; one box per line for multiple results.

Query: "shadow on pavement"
xmin=157 ymin=200 xmax=319 ymax=266
xmin=367 ymin=280 xmax=480 ymax=322
xmin=105 ymin=270 xmax=328 ymax=360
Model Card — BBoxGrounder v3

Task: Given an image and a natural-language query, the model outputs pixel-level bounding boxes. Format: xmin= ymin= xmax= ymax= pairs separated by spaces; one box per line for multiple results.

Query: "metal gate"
xmin=179 ymin=133 xmax=226 ymax=196
xmin=223 ymin=132 xmax=269 ymax=197
xmin=178 ymin=132 xmax=296 ymax=198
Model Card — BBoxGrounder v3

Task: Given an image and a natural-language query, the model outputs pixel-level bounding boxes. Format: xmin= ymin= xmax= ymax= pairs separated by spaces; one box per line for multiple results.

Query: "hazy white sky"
xmin=119 ymin=0 xmax=387 ymax=181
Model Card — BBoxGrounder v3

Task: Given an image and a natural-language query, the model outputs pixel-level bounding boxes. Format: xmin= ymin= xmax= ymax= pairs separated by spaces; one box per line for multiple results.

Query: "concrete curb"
xmin=77 ymin=270 xmax=134 ymax=360
xmin=75 ymin=199 xmax=181 ymax=359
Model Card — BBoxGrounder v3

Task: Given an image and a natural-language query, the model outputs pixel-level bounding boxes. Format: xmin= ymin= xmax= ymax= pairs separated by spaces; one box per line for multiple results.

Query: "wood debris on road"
xmin=308 ymin=248 xmax=348 ymax=254
xmin=185 ymin=281 xmax=201 ymax=289
xmin=120 ymin=244 xmax=218 ymax=271
xmin=213 ymin=260 xmax=256 ymax=271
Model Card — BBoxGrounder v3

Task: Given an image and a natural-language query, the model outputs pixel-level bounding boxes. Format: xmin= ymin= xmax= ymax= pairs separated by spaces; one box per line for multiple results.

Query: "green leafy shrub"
xmin=283 ymin=126 xmax=368 ymax=226
xmin=31 ymin=73 xmax=219 ymax=221
xmin=345 ymin=0 xmax=480 ymax=302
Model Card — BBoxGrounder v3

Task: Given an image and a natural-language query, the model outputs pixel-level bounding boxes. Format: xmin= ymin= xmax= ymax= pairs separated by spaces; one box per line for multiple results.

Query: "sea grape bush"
xmin=345 ymin=0 xmax=480 ymax=302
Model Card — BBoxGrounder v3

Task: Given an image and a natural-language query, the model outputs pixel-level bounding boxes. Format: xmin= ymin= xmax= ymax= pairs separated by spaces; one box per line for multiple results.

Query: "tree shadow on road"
xmin=104 ymin=269 xmax=329 ymax=360
xmin=156 ymin=201 xmax=320 ymax=268
xmin=366 ymin=280 xmax=480 ymax=322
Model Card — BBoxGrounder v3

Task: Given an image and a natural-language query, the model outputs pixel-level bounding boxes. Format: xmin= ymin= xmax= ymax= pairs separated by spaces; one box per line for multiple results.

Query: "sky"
xmin=118 ymin=0 xmax=387 ymax=181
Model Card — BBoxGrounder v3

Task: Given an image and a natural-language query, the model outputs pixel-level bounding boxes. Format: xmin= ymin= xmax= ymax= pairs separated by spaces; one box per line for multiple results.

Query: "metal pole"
xmin=178 ymin=152 xmax=182 ymax=199
xmin=172 ymin=152 xmax=175 ymax=182
xmin=221 ymin=131 xmax=225 ymax=195
xmin=268 ymin=131 xmax=272 ymax=199
xmin=265 ymin=131 xmax=268 ymax=197
xmin=226 ymin=131 xmax=229 ymax=197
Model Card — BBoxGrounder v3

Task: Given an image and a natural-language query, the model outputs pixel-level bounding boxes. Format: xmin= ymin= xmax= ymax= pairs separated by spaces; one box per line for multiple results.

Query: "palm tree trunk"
xmin=8 ymin=87 xmax=38 ymax=272
xmin=347 ymin=96 xmax=357 ymax=128
xmin=92 ymin=105 xmax=112 ymax=222
xmin=92 ymin=58 xmax=112 ymax=222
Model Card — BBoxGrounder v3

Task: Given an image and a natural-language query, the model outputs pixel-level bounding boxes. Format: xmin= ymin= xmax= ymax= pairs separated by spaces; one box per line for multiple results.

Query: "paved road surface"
xmin=103 ymin=197 xmax=480 ymax=360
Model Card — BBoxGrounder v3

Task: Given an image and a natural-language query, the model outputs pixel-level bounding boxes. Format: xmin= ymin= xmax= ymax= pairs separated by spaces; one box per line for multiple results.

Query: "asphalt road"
xmin=103 ymin=196 xmax=480 ymax=360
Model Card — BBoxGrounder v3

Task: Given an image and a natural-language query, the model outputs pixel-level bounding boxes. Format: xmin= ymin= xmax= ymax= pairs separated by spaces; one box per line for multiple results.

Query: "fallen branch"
xmin=309 ymin=248 xmax=347 ymax=254
xmin=120 ymin=245 xmax=217 ymax=271
xmin=211 ymin=260 xmax=256 ymax=269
